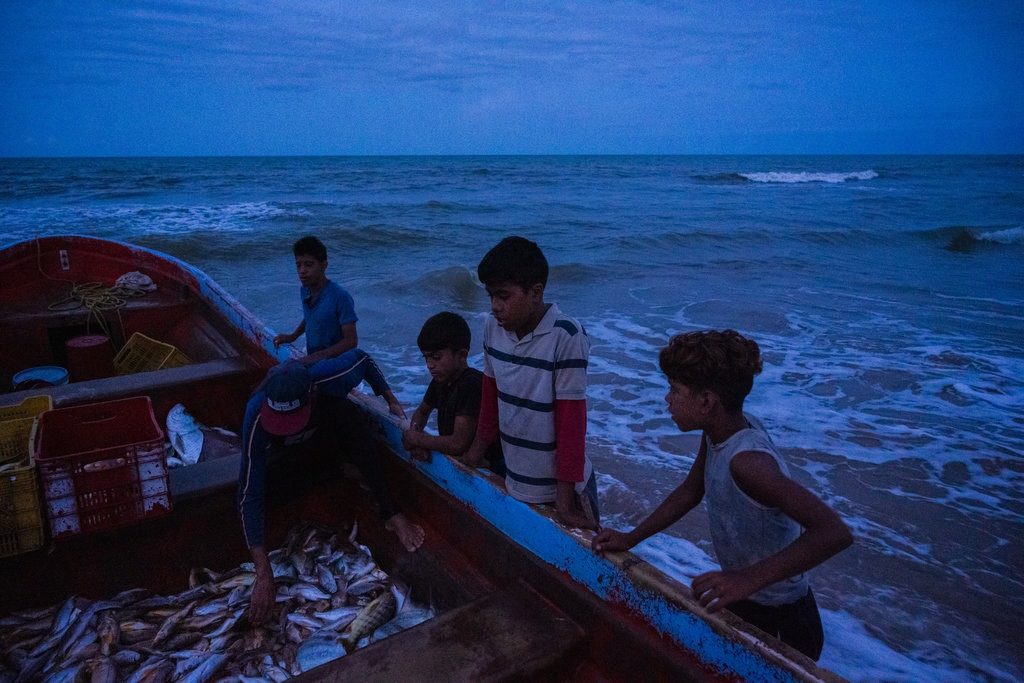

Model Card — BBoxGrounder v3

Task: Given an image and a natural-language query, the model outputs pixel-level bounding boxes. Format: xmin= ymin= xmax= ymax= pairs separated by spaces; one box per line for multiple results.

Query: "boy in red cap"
xmin=238 ymin=350 xmax=423 ymax=624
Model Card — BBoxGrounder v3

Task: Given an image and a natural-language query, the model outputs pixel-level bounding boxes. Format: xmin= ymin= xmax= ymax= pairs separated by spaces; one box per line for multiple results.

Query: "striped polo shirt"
xmin=483 ymin=303 xmax=593 ymax=503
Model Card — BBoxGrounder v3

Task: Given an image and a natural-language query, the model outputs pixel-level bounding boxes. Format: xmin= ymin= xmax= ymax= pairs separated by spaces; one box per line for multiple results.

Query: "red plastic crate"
xmin=35 ymin=396 xmax=172 ymax=538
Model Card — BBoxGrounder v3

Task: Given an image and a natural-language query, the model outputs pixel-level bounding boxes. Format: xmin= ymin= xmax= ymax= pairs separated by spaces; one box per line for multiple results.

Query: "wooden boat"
xmin=0 ymin=235 xmax=842 ymax=682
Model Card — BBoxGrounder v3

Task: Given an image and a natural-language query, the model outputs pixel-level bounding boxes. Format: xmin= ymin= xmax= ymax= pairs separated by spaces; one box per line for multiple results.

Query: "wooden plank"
xmin=299 ymin=581 xmax=584 ymax=682
xmin=0 ymin=356 xmax=251 ymax=408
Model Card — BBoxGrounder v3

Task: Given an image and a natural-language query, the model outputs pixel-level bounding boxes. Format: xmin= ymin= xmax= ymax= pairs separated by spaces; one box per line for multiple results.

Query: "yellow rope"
xmin=47 ymin=282 xmax=147 ymax=337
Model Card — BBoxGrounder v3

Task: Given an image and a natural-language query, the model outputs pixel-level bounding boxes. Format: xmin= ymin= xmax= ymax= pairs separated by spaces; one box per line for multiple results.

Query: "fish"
xmin=188 ymin=567 xmax=219 ymax=589
xmin=118 ymin=620 xmax=156 ymax=645
xmin=88 ymin=655 xmax=117 ymax=683
xmin=151 ymin=600 xmax=197 ymax=647
xmin=278 ymin=583 xmax=331 ymax=602
xmin=346 ymin=574 xmax=386 ymax=597
xmin=112 ymin=649 xmax=143 ymax=666
xmin=40 ymin=661 xmax=82 ymax=683
xmin=341 ymin=592 xmax=396 ymax=650
xmin=371 ymin=607 xmax=434 ymax=642
xmin=315 ymin=564 xmax=338 ymax=595
xmin=95 ymin=613 xmax=119 ymax=656
xmin=178 ymin=652 xmax=226 ymax=683
xmin=125 ymin=658 xmax=174 ymax=683
xmin=313 ymin=606 xmax=361 ymax=631
xmin=205 ymin=607 xmax=246 ymax=639
xmin=295 ymin=636 xmax=346 ymax=673
xmin=162 ymin=631 xmax=205 ymax=651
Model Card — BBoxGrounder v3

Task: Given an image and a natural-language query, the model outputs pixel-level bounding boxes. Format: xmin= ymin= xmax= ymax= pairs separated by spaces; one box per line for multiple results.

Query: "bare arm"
xmin=273 ymin=320 xmax=305 ymax=348
xmin=463 ymin=374 xmax=498 ymax=468
xmin=404 ymin=414 xmax=477 ymax=458
xmin=247 ymin=545 xmax=275 ymax=624
xmin=593 ymin=440 xmax=707 ymax=553
xmin=691 ymin=451 xmax=853 ymax=612
xmin=301 ymin=322 xmax=358 ymax=365
xmin=402 ymin=403 xmax=433 ymax=461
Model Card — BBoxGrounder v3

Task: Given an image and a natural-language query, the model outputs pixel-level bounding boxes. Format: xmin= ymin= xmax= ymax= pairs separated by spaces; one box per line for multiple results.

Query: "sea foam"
xmin=739 ymin=170 xmax=879 ymax=184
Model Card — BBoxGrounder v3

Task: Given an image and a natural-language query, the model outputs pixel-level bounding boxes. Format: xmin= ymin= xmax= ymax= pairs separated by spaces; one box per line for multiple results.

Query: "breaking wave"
xmin=740 ymin=170 xmax=879 ymax=184
xmin=693 ymin=170 xmax=879 ymax=185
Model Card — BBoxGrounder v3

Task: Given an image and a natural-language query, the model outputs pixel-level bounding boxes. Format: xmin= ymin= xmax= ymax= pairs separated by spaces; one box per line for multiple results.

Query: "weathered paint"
xmin=353 ymin=398 xmax=821 ymax=683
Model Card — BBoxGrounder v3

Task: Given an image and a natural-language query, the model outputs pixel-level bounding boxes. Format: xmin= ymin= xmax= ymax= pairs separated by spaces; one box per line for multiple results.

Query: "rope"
xmin=32 ymin=238 xmax=153 ymax=339
xmin=47 ymin=282 xmax=147 ymax=337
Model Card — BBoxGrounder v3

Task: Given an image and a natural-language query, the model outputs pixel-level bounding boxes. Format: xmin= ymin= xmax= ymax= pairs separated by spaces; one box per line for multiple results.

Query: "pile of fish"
xmin=0 ymin=522 xmax=434 ymax=682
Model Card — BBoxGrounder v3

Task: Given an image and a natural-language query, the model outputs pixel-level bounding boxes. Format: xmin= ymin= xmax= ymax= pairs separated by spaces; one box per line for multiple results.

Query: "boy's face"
xmin=295 ymin=255 xmax=328 ymax=290
xmin=485 ymin=281 xmax=544 ymax=337
xmin=666 ymin=380 xmax=704 ymax=432
xmin=422 ymin=348 xmax=468 ymax=385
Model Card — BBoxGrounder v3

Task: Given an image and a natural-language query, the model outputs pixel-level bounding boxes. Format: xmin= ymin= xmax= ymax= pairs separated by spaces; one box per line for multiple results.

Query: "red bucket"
xmin=65 ymin=335 xmax=115 ymax=382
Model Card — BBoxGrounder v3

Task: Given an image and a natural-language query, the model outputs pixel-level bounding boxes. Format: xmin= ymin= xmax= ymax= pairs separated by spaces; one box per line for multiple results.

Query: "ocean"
xmin=2 ymin=155 xmax=1022 ymax=681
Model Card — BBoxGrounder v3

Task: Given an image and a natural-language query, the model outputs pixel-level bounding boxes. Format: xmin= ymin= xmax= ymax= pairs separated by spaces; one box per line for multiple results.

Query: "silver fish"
xmin=126 ymin=658 xmax=174 ymax=683
xmin=315 ymin=564 xmax=338 ymax=594
xmin=96 ymin=613 xmax=119 ymax=656
xmin=178 ymin=653 xmax=226 ymax=683
xmin=151 ymin=600 xmax=197 ymax=647
xmin=205 ymin=607 xmax=246 ymax=639
xmin=296 ymin=636 xmax=346 ymax=673
xmin=88 ymin=655 xmax=117 ymax=683
xmin=40 ymin=662 xmax=82 ymax=683
xmin=112 ymin=649 xmax=143 ymax=666
xmin=370 ymin=607 xmax=434 ymax=642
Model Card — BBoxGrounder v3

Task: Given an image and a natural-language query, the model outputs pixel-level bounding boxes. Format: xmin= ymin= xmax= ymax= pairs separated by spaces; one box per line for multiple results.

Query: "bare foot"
xmin=385 ymin=513 xmax=424 ymax=552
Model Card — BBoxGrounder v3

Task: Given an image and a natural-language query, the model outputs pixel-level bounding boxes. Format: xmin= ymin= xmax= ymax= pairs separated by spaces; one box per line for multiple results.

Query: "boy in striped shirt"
xmin=463 ymin=236 xmax=600 ymax=530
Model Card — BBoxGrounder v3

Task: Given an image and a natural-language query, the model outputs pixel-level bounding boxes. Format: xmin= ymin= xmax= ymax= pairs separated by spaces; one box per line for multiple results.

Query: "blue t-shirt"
xmin=301 ymin=280 xmax=357 ymax=354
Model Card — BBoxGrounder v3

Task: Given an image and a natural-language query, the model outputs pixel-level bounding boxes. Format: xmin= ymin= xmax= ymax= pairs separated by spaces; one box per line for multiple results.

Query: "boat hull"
xmin=0 ymin=236 xmax=841 ymax=682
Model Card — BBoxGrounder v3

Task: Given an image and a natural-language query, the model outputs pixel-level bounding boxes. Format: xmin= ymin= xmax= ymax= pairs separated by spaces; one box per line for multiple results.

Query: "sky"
xmin=0 ymin=1 xmax=1021 ymax=157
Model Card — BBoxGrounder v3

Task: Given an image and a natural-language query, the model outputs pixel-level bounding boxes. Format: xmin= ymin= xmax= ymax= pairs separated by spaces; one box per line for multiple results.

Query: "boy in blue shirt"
xmin=592 ymin=330 xmax=852 ymax=660
xmin=402 ymin=311 xmax=505 ymax=476
xmin=273 ymin=236 xmax=359 ymax=365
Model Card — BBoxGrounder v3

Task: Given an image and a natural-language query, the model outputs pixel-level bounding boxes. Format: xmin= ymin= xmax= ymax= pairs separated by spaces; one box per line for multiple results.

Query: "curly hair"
xmin=658 ymin=330 xmax=763 ymax=412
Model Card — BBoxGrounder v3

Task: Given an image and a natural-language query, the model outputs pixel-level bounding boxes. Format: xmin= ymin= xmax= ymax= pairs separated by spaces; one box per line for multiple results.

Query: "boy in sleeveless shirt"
xmin=592 ymin=330 xmax=852 ymax=660
xmin=402 ymin=311 xmax=505 ymax=476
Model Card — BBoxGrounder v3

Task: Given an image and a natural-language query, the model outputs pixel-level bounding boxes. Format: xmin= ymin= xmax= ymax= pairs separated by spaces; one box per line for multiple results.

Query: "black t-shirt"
xmin=423 ymin=367 xmax=505 ymax=475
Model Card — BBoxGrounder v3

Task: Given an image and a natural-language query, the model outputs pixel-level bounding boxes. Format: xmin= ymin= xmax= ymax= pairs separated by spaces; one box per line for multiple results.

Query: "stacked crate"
xmin=0 ymin=395 xmax=51 ymax=557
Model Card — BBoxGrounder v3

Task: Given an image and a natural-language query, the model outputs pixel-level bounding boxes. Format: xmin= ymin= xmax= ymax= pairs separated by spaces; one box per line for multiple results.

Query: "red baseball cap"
xmin=259 ymin=363 xmax=313 ymax=436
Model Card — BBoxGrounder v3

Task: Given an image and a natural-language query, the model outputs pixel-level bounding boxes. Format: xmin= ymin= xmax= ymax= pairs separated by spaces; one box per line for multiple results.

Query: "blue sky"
xmin=1 ymin=1 xmax=1021 ymax=156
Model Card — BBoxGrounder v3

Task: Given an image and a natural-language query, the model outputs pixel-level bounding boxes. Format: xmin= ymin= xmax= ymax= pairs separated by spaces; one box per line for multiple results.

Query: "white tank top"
xmin=703 ymin=414 xmax=809 ymax=606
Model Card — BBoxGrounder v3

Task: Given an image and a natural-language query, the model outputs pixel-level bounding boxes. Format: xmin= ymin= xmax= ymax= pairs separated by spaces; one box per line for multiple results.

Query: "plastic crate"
xmin=0 ymin=395 xmax=52 ymax=466
xmin=113 ymin=333 xmax=192 ymax=375
xmin=36 ymin=396 xmax=172 ymax=538
xmin=0 ymin=459 xmax=45 ymax=558
xmin=0 ymin=395 xmax=53 ymax=422
xmin=0 ymin=417 xmax=37 ymax=466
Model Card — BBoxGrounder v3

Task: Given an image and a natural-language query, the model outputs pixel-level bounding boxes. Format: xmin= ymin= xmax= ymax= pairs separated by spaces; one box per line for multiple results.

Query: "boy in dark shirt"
xmin=402 ymin=311 xmax=505 ymax=476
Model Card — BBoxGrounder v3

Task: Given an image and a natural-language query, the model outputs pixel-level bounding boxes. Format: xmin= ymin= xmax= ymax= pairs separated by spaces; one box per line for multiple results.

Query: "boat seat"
xmin=0 ymin=356 xmax=253 ymax=409
xmin=298 ymin=580 xmax=585 ymax=682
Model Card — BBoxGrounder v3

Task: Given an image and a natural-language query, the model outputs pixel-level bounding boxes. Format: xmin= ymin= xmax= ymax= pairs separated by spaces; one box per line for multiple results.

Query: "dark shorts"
xmin=727 ymin=589 xmax=824 ymax=661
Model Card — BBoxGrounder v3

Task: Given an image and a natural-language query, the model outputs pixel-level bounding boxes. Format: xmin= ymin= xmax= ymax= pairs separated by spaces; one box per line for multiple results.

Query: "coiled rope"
xmin=47 ymin=282 xmax=148 ymax=337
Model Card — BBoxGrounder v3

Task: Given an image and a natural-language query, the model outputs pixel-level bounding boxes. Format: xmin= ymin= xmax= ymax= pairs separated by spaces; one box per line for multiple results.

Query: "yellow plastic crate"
xmin=0 ymin=417 xmax=37 ymax=466
xmin=0 ymin=458 xmax=45 ymax=558
xmin=0 ymin=394 xmax=53 ymax=423
xmin=113 ymin=332 xmax=192 ymax=375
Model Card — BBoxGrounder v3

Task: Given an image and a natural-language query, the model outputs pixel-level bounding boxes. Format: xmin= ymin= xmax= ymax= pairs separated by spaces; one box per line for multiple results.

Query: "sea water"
xmin=2 ymin=155 xmax=1022 ymax=682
